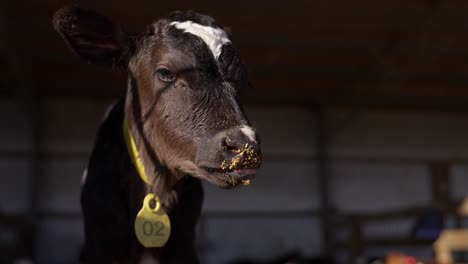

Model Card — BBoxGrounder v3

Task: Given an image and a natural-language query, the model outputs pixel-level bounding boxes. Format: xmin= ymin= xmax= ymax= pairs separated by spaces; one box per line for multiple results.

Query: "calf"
xmin=53 ymin=6 xmax=262 ymax=264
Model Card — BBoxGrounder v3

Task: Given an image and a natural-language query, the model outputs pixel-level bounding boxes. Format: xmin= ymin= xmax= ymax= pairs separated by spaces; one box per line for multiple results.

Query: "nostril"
xmin=222 ymin=138 xmax=241 ymax=153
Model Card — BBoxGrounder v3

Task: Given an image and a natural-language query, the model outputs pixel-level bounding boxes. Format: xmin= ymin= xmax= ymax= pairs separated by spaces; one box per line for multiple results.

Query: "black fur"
xmin=53 ymin=6 xmax=262 ymax=263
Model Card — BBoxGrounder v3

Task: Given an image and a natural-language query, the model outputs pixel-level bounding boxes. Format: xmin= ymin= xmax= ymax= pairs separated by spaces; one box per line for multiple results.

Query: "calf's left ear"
xmin=52 ymin=6 xmax=133 ymax=66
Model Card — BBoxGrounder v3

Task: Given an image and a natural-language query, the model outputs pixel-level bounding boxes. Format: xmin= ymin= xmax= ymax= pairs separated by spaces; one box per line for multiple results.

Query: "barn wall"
xmin=36 ymin=100 xmax=110 ymax=263
xmin=1 ymin=99 xmax=468 ymax=263
xmin=0 ymin=99 xmax=32 ymax=214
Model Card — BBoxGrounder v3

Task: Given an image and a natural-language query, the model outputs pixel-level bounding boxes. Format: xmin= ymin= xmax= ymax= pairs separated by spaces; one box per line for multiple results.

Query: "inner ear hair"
xmin=52 ymin=6 xmax=133 ymax=66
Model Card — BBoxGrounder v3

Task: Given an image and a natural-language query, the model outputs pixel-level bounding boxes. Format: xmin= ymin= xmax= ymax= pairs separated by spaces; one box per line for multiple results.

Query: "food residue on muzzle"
xmin=221 ymin=143 xmax=261 ymax=171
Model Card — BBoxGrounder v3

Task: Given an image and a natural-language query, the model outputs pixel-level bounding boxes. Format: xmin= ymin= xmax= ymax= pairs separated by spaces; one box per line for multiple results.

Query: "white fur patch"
xmin=171 ymin=21 xmax=230 ymax=59
xmin=81 ymin=168 xmax=88 ymax=186
xmin=139 ymin=252 xmax=159 ymax=264
xmin=102 ymin=101 xmax=118 ymax=121
xmin=240 ymin=125 xmax=256 ymax=143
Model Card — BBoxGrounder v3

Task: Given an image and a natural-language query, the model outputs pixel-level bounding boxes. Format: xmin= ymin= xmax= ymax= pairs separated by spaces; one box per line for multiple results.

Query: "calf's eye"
xmin=156 ymin=67 xmax=176 ymax=83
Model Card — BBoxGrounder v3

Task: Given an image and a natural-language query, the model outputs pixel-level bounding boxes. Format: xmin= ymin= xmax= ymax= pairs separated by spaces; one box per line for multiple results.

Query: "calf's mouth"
xmin=205 ymin=143 xmax=261 ymax=186
xmin=175 ymin=142 xmax=262 ymax=189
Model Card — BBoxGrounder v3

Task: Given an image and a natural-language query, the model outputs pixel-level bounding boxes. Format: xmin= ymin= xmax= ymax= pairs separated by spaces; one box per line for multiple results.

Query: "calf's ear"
xmin=52 ymin=6 xmax=133 ymax=66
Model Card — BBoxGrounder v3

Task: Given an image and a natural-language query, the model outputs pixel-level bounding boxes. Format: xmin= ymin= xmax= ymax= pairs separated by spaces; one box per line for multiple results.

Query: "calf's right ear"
xmin=52 ymin=6 xmax=133 ymax=66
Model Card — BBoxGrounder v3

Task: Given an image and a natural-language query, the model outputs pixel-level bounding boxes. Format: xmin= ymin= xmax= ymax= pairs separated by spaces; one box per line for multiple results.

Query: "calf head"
xmin=53 ymin=7 xmax=262 ymax=189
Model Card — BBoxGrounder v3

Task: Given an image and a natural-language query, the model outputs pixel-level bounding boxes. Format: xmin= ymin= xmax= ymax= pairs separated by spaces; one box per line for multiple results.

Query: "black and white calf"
xmin=53 ymin=6 xmax=262 ymax=264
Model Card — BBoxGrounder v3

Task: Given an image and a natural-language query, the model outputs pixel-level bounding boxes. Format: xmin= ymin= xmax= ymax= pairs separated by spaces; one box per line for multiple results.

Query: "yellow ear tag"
xmin=135 ymin=193 xmax=171 ymax=247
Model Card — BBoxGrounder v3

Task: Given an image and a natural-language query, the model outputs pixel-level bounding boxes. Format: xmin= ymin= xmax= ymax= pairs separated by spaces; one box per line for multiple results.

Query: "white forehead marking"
xmin=240 ymin=125 xmax=257 ymax=143
xmin=171 ymin=21 xmax=231 ymax=59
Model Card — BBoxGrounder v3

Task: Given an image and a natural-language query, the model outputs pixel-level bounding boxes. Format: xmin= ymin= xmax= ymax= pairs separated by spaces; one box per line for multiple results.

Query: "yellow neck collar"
xmin=123 ymin=119 xmax=151 ymax=185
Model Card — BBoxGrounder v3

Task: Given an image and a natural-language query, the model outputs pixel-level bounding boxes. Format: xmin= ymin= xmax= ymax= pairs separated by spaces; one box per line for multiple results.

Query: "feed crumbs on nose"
xmin=221 ymin=143 xmax=260 ymax=170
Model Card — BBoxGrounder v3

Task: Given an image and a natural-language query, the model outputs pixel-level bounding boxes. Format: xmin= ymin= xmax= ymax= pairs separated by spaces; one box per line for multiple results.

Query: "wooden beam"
xmin=316 ymin=106 xmax=333 ymax=256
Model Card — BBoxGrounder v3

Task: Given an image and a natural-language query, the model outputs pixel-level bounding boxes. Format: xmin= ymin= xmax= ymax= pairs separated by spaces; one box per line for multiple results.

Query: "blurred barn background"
xmin=1 ymin=0 xmax=468 ymax=263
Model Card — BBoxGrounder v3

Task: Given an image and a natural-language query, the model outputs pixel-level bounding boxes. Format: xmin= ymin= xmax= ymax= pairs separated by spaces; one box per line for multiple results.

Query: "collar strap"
xmin=123 ymin=119 xmax=151 ymax=185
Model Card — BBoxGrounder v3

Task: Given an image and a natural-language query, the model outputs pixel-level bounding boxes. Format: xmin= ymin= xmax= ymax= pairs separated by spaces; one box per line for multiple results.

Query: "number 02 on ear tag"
xmin=135 ymin=193 xmax=171 ymax=247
